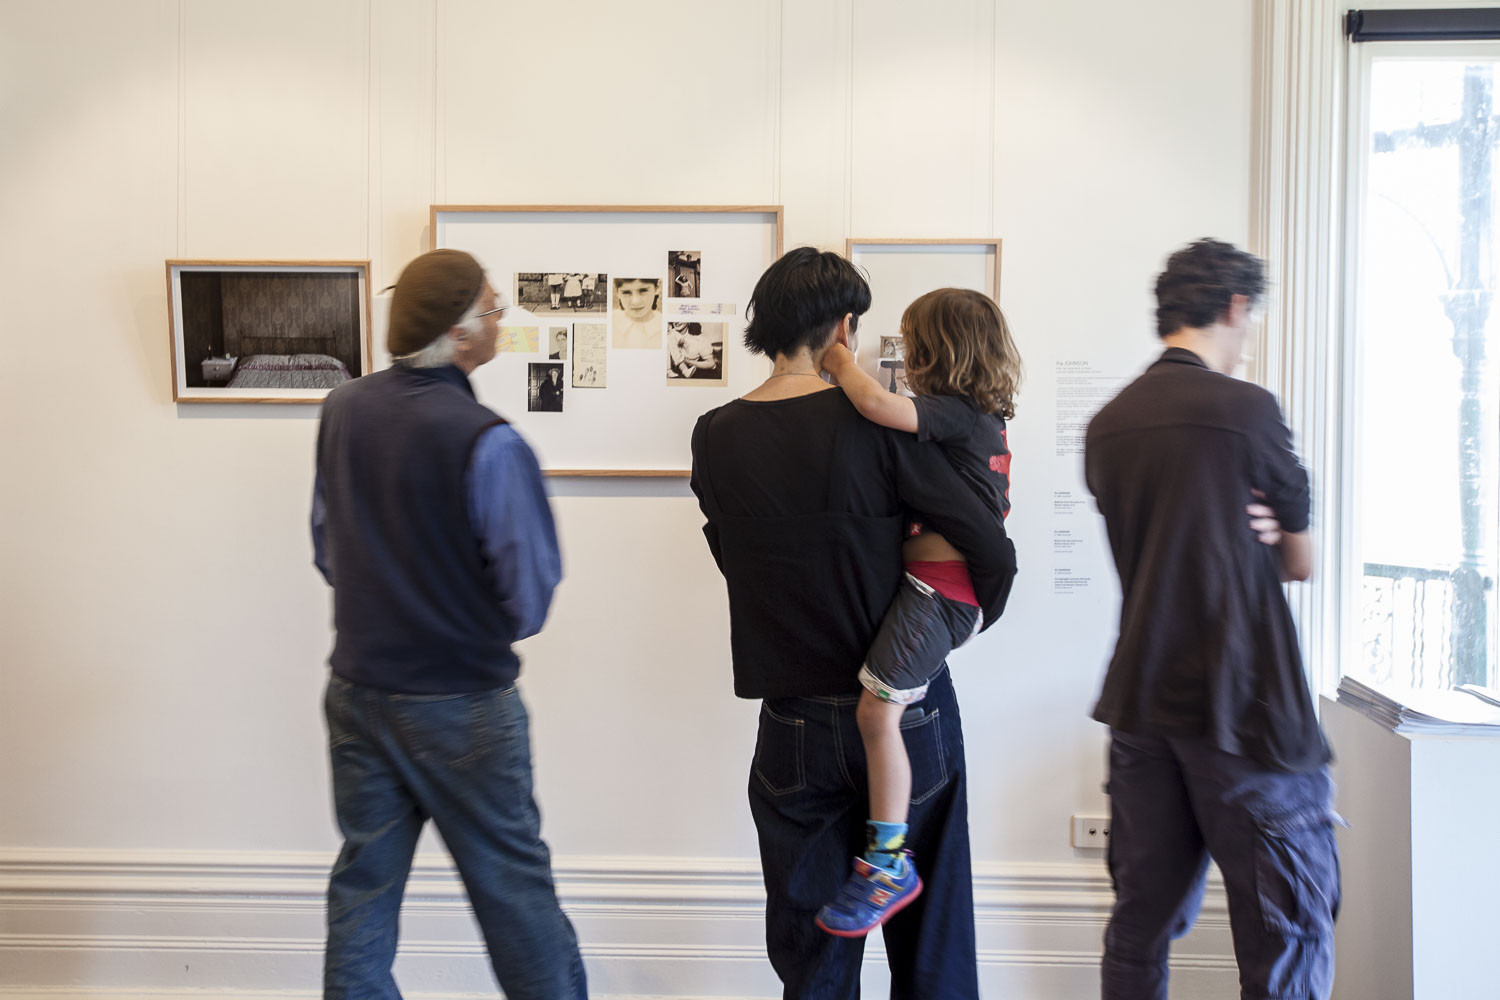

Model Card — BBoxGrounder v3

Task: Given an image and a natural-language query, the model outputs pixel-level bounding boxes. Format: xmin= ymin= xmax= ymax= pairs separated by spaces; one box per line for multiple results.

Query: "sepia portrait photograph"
xmin=528 ymin=362 xmax=565 ymax=412
xmin=879 ymin=334 xmax=905 ymax=360
xmin=611 ymin=277 xmax=663 ymax=349
xmin=668 ymin=250 xmax=701 ymax=299
xmin=548 ymin=326 xmax=568 ymax=360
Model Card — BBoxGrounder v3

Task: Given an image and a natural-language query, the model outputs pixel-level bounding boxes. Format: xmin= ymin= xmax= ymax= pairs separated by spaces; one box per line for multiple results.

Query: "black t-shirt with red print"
xmin=908 ymin=394 xmax=1012 ymax=537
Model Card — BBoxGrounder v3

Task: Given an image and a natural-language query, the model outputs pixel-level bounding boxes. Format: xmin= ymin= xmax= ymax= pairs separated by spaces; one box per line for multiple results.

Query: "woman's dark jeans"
xmin=748 ymin=666 xmax=979 ymax=1000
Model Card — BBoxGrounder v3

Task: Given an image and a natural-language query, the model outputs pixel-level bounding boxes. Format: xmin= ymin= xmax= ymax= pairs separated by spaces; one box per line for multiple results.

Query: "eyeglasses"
xmin=473 ymin=291 xmax=512 ymax=320
xmin=378 ymin=282 xmax=510 ymax=320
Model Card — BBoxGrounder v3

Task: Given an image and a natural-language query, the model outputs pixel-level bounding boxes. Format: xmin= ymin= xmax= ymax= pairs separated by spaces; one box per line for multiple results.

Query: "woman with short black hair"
xmin=690 ymin=246 xmax=1017 ymax=998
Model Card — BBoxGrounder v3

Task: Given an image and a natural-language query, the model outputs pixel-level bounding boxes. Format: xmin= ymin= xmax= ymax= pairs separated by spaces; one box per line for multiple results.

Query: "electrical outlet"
xmin=1070 ymin=814 xmax=1111 ymax=849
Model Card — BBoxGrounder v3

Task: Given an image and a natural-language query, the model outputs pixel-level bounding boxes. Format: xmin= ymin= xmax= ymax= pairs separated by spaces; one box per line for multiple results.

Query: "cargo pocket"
xmin=753 ymin=703 xmax=805 ymax=795
xmin=901 ymin=708 xmax=949 ymax=804
xmin=1254 ymin=807 xmax=1341 ymax=937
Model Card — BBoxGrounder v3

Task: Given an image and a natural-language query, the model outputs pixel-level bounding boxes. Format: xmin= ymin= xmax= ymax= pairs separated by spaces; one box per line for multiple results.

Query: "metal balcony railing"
xmin=1361 ymin=562 xmax=1493 ymax=689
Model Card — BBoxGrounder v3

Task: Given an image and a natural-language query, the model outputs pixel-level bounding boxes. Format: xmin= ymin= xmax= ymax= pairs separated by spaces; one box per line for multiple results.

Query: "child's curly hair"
xmin=900 ymin=288 xmax=1022 ymax=419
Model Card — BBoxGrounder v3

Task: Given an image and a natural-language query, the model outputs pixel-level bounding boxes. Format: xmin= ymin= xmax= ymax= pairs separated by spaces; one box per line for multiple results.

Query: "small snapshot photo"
xmin=571 ymin=322 xmax=607 ymax=388
xmin=547 ymin=326 xmax=568 ymax=360
xmin=879 ymin=334 xmax=905 ymax=361
xmin=668 ymin=250 xmax=701 ymax=299
xmin=496 ymin=326 xmax=540 ymax=354
xmin=612 ymin=277 xmax=663 ymax=349
xmin=666 ymin=321 xmax=727 ymax=386
xmin=528 ymin=362 xmax=565 ymax=412
xmin=514 ymin=272 xmax=607 ymax=314
xmin=167 ymin=260 xmax=370 ymax=403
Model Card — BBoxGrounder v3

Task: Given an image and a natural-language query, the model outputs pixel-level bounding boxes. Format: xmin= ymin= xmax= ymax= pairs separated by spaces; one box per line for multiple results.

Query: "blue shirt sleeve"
xmin=311 ymin=470 xmax=331 ymax=584
xmin=465 ymin=424 xmax=563 ymax=639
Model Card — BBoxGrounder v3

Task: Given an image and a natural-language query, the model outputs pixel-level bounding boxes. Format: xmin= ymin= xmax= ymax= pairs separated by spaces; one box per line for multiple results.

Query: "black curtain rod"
xmin=1348 ymin=8 xmax=1500 ymax=42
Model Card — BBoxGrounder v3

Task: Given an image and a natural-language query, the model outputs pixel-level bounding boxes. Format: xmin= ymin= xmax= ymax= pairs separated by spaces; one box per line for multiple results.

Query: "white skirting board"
xmin=0 ymin=850 xmax=1234 ymax=999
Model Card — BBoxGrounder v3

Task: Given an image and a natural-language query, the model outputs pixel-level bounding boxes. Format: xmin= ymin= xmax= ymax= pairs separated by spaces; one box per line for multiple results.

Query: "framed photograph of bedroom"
xmin=166 ymin=260 xmax=372 ymax=403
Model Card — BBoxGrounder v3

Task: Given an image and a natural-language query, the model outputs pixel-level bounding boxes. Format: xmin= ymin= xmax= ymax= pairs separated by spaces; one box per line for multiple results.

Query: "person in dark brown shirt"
xmin=1085 ymin=239 xmax=1339 ymax=1000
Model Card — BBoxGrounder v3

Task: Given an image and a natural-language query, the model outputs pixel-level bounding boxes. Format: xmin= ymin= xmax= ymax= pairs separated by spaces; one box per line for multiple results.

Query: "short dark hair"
xmin=1154 ymin=239 xmax=1267 ymax=338
xmin=744 ymin=247 xmax=872 ymax=357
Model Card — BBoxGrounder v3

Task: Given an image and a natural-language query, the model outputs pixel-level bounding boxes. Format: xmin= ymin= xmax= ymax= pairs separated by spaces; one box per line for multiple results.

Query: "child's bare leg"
xmin=813 ymin=687 xmax=922 ymax=936
xmin=857 ymin=690 xmax=910 ymax=824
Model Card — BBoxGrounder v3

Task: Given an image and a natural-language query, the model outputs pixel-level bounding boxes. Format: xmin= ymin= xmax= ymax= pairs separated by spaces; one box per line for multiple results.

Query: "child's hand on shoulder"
xmin=822 ymin=342 xmax=856 ymax=376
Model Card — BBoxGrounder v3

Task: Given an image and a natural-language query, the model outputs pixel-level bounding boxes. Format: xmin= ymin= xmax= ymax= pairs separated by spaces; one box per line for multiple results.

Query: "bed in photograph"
xmin=225 ymin=353 xmax=352 ymax=390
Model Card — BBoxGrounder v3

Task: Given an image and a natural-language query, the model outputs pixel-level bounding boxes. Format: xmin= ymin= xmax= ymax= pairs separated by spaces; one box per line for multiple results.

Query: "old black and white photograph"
xmin=879 ymin=334 xmax=905 ymax=360
xmin=514 ymin=272 xmax=607 ymax=314
xmin=666 ymin=322 xmax=726 ymax=386
xmin=528 ymin=362 xmax=565 ymax=412
xmin=611 ymin=277 xmax=663 ymax=349
xmin=548 ymin=326 xmax=568 ymax=360
xmin=168 ymin=261 xmax=370 ymax=403
xmin=668 ymin=250 xmax=701 ymax=298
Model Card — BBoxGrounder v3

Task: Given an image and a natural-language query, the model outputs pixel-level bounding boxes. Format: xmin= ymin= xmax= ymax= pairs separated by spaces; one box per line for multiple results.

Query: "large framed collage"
xmin=431 ymin=205 xmax=784 ymax=476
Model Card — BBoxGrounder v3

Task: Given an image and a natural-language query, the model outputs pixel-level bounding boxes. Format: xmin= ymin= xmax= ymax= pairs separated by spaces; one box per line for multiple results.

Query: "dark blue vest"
xmin=316 ymin=364 xmax=518 ymax=693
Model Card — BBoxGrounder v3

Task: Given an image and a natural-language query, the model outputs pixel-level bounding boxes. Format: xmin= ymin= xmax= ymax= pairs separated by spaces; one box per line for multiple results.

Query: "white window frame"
xmin=1256 ymin=2 xmax=1500 ymax=701
xmin=1340 ymin=37 xmax=1500 ymax=689
xmin=1251 ymin=0 xmax=1349 ymax=701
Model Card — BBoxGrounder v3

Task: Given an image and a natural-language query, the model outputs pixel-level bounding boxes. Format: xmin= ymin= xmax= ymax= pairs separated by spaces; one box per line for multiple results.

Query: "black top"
xmin=316 ymin=364 xmax=518 ymax=694
xmin=691 ymin=388 xmax=1017 ymax=699
xmin=1085 ymin=348 xmax=1326 ymax=772
xmin=914 ymin=394 xmax=1012 ymax=521
xmin=536 ymin=376 xmax=563 ymax=412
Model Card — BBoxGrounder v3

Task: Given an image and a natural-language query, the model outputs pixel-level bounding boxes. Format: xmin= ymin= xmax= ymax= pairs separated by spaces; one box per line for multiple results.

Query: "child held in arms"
xmin=815 ymin=287 xmax=1022 ymax=936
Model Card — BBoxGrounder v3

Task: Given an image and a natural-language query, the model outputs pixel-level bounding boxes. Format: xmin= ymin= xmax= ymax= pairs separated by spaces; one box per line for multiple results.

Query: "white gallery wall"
xmin=0 ymin=1 xmax=1252 ymax=997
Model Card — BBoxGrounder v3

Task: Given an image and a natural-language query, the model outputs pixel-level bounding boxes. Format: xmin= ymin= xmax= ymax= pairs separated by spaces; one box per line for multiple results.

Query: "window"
xmin=1347 ymin=35 xmax=1500 ymax=691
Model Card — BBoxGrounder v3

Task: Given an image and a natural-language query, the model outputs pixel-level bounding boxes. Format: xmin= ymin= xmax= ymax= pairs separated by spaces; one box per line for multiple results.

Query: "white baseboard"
xmin=0 ymin=849 xmax=1234 ymax=999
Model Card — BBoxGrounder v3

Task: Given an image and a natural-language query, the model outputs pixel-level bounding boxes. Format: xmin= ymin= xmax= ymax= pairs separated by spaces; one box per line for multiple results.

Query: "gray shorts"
xmin=857 ymin=572 xmax=982 ymax=705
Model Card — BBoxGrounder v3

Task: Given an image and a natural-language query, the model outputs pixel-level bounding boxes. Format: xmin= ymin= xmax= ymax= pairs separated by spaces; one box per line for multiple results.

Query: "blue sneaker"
xmin=814 ymin=852 xmax=923 ymax=937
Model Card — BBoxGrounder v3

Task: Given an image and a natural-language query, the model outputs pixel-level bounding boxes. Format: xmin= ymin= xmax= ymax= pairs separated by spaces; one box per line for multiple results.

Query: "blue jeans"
xmin=749 ymin=666 xmax=978 ymax=1000
xmin=1102 ymin=730 xmax=1340 ymax=1000
xmin=323 ymin=676 xmax=586 ymax=1000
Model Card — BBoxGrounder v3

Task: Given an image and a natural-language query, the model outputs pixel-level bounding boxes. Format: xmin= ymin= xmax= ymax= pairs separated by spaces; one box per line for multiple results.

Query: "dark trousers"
xmin=749 ymin=667 xmax=978 ymax=1000
xmin=323 ymin=676 xmax=587 ymax=1000
xmin=1102 ymin=730 xmax=1340 ymax=1000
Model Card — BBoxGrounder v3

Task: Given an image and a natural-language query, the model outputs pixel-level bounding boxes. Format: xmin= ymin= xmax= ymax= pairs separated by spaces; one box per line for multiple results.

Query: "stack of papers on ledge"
xmin=1459 ymin=683 xmax=1500 ymax=709
xmin=1336 ymin=676 xmax=1500 ymax=734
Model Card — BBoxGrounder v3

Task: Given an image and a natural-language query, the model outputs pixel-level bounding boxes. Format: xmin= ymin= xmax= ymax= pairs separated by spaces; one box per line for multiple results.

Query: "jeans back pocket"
xmin=389 ymin=691 xmax=493 ymax=769
xmin=753 ymin=703 xmax=806 ymax=796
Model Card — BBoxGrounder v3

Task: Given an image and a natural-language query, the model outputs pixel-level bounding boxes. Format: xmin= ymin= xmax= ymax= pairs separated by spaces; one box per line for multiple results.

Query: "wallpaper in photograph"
xmin=221 ymin=272 xmax=361 ymax=371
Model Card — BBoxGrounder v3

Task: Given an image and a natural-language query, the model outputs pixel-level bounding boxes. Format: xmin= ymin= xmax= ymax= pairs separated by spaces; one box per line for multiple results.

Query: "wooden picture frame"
xmin=166 ymin=260 xmax=372 ymax=404
xmin=844 ymin=238 xmax=1003 ymax=393
xmin=430 ymin=205 xmax=784 ymax=477
xmin=843 ymin=238 xmax=1003 ymax=298
xmin=432 ymin=205 xmax=784 ymax=264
